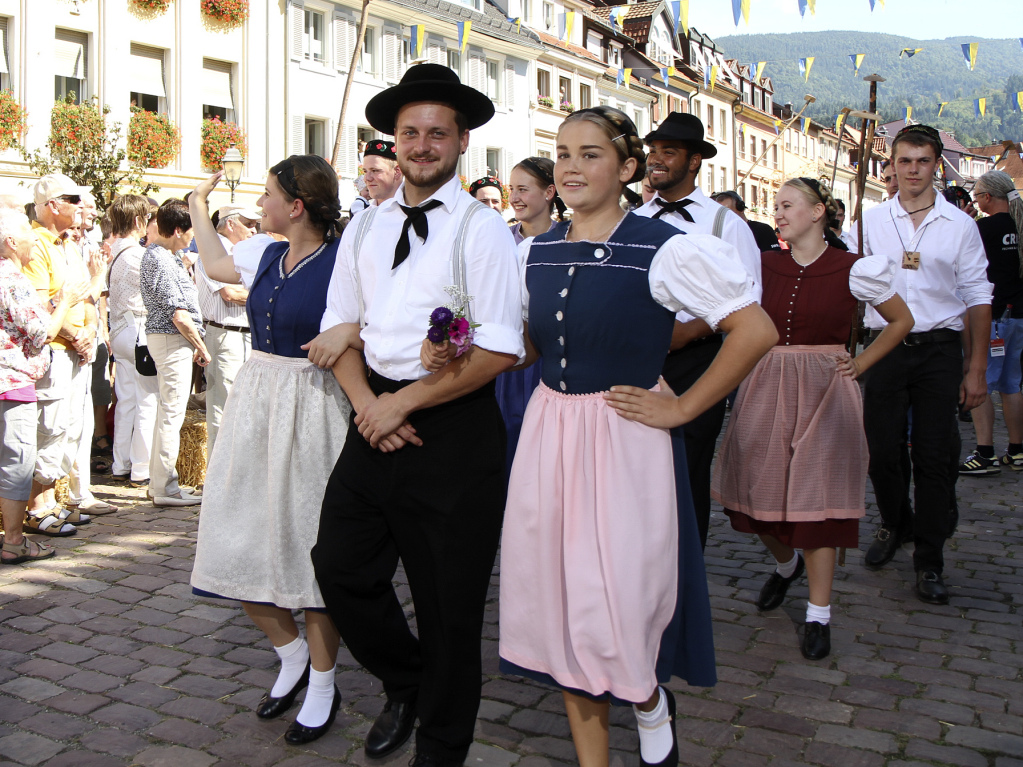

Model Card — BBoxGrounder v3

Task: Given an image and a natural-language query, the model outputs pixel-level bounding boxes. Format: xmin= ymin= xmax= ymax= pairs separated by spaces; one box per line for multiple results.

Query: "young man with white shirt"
xmin=634 ymin=111 xmax=762 ymax=548
xmin=196 ymin=205 xmax=256 ymax=457
xmin=859 ymin=124 xmax=992 ymax=605
xmin=361 ymin=139 xmax=403 ymax=205
xmin=311 ymin=65 xmax=524 ymax=767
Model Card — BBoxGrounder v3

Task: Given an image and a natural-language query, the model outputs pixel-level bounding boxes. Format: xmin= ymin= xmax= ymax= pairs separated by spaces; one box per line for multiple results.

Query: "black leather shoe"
xmin=801 ymin=621 xmax=831 ymax=660
xmin=365 ymin=697 xmax=417 ymax=758
xmin=756 ymin=554 xmax=805 ymax=611
xmin=284 ymin=686 xmax=341 ymax=745
xmin=864 ymin=525 xmax=909 ymax=570
xmin=256 ymin=662 xmax=310 ymax=719
xmin=916 ymin=569 xmax=949 ymax=605
xmin=639 ymin=687 xmax=678 ymax=767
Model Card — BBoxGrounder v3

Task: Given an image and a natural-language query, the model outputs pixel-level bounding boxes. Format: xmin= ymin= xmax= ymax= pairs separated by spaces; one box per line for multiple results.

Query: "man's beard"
xmin=647 ymin=164 xmax=692 ymax=192
xmin=400 ymin=153 xmax=459 ymax=190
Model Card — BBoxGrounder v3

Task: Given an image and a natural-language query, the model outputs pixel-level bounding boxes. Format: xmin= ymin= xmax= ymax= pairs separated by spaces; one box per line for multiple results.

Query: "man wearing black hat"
xmin=635 ymin=111 xmax=762 ymax=549
xmin=362 ymin=139 xmax=403 ymax=206
xmin=311 ymin=64 xmax=524 ymax=767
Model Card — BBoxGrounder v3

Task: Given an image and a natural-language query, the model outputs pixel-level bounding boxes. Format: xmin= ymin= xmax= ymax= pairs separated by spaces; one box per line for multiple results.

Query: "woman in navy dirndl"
xmin=494 ymin=107 xmax=778 ymax=767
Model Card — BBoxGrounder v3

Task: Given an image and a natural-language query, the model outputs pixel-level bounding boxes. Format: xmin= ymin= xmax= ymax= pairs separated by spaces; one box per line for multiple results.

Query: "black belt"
xmin=868 ymin=328 xmax=960 ymax=346
xmin=205 ymin=320 xmax=250 ymax=333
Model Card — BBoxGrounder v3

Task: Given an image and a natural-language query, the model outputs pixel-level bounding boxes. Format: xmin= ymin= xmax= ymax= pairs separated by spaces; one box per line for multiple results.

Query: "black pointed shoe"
xmin=863 ymin=525 xmax=910 ymax=570
xmin=801 ymin=621 xmax=831 ymax=660
xmin=284 ymin=685 xmax=341 ymax=745
xmin=639 ymin=687 xmax=678 ymax=767
xmin=915 ymin=569 xmax=949 ymax=605
xmin=365 ymin=697 xmax=417 ymax=758
xmin=257 ymin=662 xmax=310 ymax=719
xmin=756 ymin=554 xmax=805 ymax=611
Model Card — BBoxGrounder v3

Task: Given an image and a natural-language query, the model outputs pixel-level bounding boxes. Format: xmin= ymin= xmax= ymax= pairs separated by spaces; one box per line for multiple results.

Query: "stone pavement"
xmin=0 ymin=415 xmax=1021 ymax=767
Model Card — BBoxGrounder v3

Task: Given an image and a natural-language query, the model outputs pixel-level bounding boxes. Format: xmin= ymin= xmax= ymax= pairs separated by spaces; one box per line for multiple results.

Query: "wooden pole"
xmin=331 ymin=0 xmax=371 ymax=169
xmin=736 ymin=94 xmax=816 ymax=187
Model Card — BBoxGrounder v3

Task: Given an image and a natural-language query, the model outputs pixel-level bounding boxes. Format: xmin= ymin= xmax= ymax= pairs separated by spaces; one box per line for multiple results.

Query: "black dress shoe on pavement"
xmin=256 ymin=662 xmax=310 ymax=719
xmin=639 ymin=687 xmax=678 ymax=767
xmin=365 ymin=697 xmax=417 ymax=758
xmin=284 ymin=686 xmax=341 ymax=745
xmin=756 ymin=554 xmax=805 ymax=611
xmin=801 ymin=621 xmax=831 ymax=660
xmin=864 ymin=525 xmax=910 ymax=570
xmin=916 ymin=570 xmax=949 ymax=605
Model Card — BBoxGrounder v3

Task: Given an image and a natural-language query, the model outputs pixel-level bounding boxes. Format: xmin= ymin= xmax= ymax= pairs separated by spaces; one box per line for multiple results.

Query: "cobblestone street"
xmin=0 ymin=415 xmax=1020 ymax=767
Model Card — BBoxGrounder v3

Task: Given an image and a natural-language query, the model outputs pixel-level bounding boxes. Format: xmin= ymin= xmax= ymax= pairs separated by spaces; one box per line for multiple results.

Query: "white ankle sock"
xmin=806 ymin=602 xmax=831 ymax=626
xmin=296 ymin=666 xmax=337 ymax=728
xmin=634 ymin=687 xmax=672 ymax=763
xmin=270 ymin=636 xmax=309 ymax=698
xmin=775 ymin=552 xmax=799 ymax=579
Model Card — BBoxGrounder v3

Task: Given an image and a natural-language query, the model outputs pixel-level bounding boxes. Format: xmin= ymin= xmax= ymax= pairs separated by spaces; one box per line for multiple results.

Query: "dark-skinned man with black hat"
xmin=311 ymin=64 xmax=524 ymax=767
xmin=635 ymin=112 xmax=763 ymax=548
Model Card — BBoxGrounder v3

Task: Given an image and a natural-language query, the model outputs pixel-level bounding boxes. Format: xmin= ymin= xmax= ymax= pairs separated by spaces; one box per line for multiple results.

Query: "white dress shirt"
xmin=322 ymin=174 xmax=525 ymax=381
xmin=196 ymin=234 xmax=249 ymax=328
xmin=859 ymin=191 xmax=992 ymax=332
xmin=635 ymin=186 xmax=762 ymax=322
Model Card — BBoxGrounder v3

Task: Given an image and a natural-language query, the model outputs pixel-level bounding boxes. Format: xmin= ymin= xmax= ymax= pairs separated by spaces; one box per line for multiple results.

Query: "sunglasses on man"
xmin=57 ymin=194 xmax=82 ymax=205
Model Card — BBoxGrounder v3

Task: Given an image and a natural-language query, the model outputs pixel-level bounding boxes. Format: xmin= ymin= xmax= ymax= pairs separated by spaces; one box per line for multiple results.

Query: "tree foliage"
xmin=717 ymin=32 xmax=1023 ymax=146
xmin=23 ymin=95 xmax=158 ymax=212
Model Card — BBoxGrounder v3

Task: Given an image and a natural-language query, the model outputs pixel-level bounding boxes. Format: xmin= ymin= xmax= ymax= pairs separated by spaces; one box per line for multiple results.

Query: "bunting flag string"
xmin=962 ymin=42 xmax=979 ymax=71
xmin=975 ymin=97 xmax=987 ymax=117
xmin=610 ymin=6 xmax=627 ymax=31
xmin=409 ymin=25 xmax=425 ymax=60
xmin=1013 ymin=92 xmax=1023 ymax=112
xmin=798 ymin=56 xmax=815 ymax=82
xmin=798 ymin=0 xmax=817 ymax=17
xmin=659 ymin=66 xmax=676 ymax=82
xmin=904 ymin=106 xmax=912 ymax=122
xmin=506 ymin=16 xmax=521 ymax=33
xmin=710 ymin=65 xmax=720 ymax=91
xmin=937 ymin=101 xmax=948 ymax=116
xmin=836 ymin=113 xmax=845 ymax=133
xmin=616 ymin=68 xmax=624 ymax=86
xmin=900 ymin=48 xmax=923 ymax=58
xmin=731 ymin=0 xmax=750 ymax=26
xmin=624 ymin=68 xmax=632 ymax=88
xmin=457 ymin=21 xmax=471 ymax=53
xmin=703 ymin=67 xmax=711 ymax=89
xmin=669 ymin=1 xmax=688 ymax=36
xmin=754 ymin=61 xmax=766 ymax=82
xmin=869 ymin=0 xmax=886 ymax=9
xmin=850 ymin=53 xmax=866 ymax=77
xmin=772 ymin=118 xmax=783 ymax=135
xmin=800 ymin=117 xmax=809 ymax=133
xmin=561 ymin=11 xmax=575 ymax=43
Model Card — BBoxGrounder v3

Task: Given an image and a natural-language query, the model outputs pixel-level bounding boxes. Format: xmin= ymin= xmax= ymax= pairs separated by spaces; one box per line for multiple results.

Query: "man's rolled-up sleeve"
xmin=463 ymin=213 xmax=526 ymax=363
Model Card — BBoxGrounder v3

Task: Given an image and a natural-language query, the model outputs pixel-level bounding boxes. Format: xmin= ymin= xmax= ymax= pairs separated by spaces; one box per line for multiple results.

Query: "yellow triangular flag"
xmin=938 ymin=101 xmax=948 ymax=117
xmin=836 ymin=113 xmax=845 ymax=133
xmin=755 ymin=61 xmax=766 ymax=82
xmin=803 ymin=56 xmax=815 ymax=82
xmin=623 ymin=68 xmax=632 ymax=88
xmin=562 ymin=11 xmax=575 ymax=43
xmin=710 ymin=65 xmax=719 ymax=92
xmin=741 ymin=0 xmax=751 ymax=24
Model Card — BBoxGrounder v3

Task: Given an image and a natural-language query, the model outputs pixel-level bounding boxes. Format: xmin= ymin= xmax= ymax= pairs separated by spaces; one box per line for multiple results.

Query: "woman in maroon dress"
xmin=712 ymin=178 xmax=914 ymax=660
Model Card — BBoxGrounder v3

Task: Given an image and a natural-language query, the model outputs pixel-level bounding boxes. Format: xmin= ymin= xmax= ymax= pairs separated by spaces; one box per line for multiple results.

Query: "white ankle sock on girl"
xmin=634 ymin=687 xmax=673 ymax=763
xmin=270 ymin=636 xmax=309 ymax=698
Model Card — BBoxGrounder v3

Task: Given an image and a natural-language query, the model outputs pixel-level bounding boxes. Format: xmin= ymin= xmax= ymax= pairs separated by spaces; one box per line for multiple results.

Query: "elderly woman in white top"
xmin=107 ymin=195 xmax=160 ymax=487
xmin=0 ymin=208 xmax=89 ymax=562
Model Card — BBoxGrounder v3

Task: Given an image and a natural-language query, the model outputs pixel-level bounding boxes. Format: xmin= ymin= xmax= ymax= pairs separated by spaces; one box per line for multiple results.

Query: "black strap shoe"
xmin=756 ymin=554 xmax=805 ymax=612
xmin=365 ymin=697 xmax=417 ymax=758
xmin=284 ymin=685 xmax=341 ymax=745
xmin=801 ymin=621 xmax=831 ymax=660
xmin=639 ymin=687 xmax=678 ymax=767
xmin=863 ymin=525 xmax=909 ymax=570
xmin=915 ymin=569 xmax=949 ymax=605
xmin=256 ymin=661 xmax=310 ymax=719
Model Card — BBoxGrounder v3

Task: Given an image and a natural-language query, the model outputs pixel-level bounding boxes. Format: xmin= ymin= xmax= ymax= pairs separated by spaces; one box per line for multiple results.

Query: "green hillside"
xmin=716 ymin=31 xmax=1023 ymax=146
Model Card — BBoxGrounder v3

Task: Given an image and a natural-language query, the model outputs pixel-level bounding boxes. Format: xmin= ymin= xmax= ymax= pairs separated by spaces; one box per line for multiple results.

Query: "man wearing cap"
xmin=361 ymin=139 xmax=403 ymax=206
xmin=858 ymin=123 xmax=991 ymax=605
xmin=635 ymin=112 xmax=762 ymax=549
xmin=22 ymin=174 xmax=99 ymax=535
xmin=196 ymin=205 xmax=256 ymax=456
xmin=312 ymin=64 xmax=523 ymax=767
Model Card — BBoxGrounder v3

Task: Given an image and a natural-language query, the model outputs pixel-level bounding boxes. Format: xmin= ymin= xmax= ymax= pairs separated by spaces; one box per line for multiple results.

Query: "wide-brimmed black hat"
xmin=365 ymin=63 xmax=495 ymax=135
xmin=644 ymin=112 xmax=717 ymax=158
xmin=363 ymin=139 xmax=396 ymax=160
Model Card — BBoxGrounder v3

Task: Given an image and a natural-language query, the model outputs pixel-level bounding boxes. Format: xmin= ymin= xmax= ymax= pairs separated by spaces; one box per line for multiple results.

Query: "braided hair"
xmin=269 ymin=155 xmax=344 ymax=242
xmin=976 ymin=169 xmax=1023 ymax=276
xmin=783 ymin=177 xmax=849 ymax=251
xmin=560 ymin=106 xmax=646 ymax=185
xmin=513 ymin=156 xmax=566 ymax=221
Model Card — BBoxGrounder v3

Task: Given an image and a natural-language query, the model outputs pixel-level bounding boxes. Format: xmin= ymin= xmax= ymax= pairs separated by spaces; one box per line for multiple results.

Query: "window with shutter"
xmin=468 ymin=53 xmax=485 ymax=93
xmin=289 ymin=0 xmax=305 ymax=62
xmin=55 ymin=29 xmax=88 ymax=103
xmin=202 ymin=59 xmax=234 ymax=121
xmin=427 ymin=44 xmax=444 ymax=66
xmin=334 ymin=13 xmax=354 ymax=71
xmin=503 ymin=63 xmax=515 ymax=110
xmin=341 ymin=124 xmax=358 ymax=176
xmin=469 ymin=146 xmax=485 ymax=180
xmin=383 ymin=28 xmax=400 ymax=82
xmin=291 ymin=114 xmax=306 ymax=155
xmin=502 ymin=149 xmax=514 ymax=181
xmin=0 ymin=18 xmax=10 ymax=82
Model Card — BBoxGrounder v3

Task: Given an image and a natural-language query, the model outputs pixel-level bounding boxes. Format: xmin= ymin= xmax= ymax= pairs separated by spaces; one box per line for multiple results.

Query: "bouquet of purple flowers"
xmin=427 ymin=287 xmax=479 ymax=358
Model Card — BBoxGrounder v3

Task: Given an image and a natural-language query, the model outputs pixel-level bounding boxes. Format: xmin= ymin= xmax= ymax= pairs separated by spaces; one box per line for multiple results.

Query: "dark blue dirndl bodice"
xmin=526 ymin=213 xmax=679 ymax=395
xmin=247 ymin=239 xmax=339 ymax=358
xmin=504 ymin=212 xmax=717 ymax=695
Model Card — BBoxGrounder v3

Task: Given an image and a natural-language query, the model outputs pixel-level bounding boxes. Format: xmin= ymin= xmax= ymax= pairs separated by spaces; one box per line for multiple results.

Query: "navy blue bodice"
xmin=248 ymin=239 xmax=339 ymax=358
xmin=526 ymin=213 xmax=680 ymax=394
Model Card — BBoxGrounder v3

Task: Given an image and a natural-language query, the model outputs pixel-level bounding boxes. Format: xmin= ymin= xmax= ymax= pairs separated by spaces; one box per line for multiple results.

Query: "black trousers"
xmin=312 ymin=376 xmax=506 ymax=763
xmin=863 ymin=337 xmax=962 ymax=573
xmin=661 ymin=336 xmax=727 ymax=549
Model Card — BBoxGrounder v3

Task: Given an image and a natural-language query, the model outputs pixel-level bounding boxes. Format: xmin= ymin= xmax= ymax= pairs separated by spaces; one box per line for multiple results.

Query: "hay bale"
xmin=176 ymin=408 xmax=207 ymax=490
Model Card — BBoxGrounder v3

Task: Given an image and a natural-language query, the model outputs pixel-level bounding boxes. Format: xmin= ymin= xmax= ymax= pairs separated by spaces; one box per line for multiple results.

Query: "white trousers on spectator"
xmin=34 ymin=347 xmax=83 ymax=486
xmin=203 ymin=323 xmax=250 ymax=460
xmin=148 ymin=333 xmax=193 ymax=498
xmin=110 ymin=324 xmax=159 ymax=482
xmin=68 ymin=359 xmax=94 ymax=504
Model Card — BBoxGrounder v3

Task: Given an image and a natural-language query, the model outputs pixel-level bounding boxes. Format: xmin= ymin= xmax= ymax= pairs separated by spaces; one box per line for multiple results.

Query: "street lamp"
xmin=221 ymin=142 xmax=244 ymax=202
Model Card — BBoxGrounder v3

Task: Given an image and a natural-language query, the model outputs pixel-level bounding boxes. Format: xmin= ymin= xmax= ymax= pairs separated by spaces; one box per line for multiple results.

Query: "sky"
xmin=690 ymin=0 xmax=1021 ymax=41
